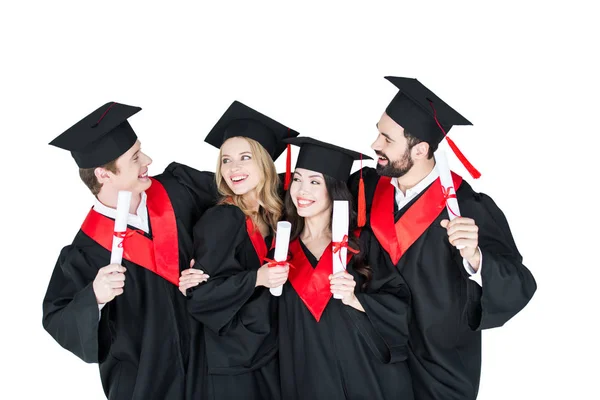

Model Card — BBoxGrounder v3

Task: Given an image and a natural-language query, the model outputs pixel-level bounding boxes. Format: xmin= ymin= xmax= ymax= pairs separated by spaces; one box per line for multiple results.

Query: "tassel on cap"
xmin=429 ymin=100 xmax=481 ymax=179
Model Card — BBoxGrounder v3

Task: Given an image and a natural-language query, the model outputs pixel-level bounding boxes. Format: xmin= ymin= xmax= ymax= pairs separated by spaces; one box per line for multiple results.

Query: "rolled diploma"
xmin=270 ymin=221 xmax=292 ymax=296
xmin=434 ymin=149 xmax=464 ymax=249
xmin=332 ymin=200 xmax=349 ymax=299
xmin=110 ymin=191 xmax=132 ymax=264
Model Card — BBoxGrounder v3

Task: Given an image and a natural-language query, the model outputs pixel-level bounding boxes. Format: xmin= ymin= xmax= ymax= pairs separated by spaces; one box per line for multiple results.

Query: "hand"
xmin=330 ymin=271 xmax=362 ymax=310
xmin=441 ymin=217 xmax=481 ymax=270
xmin=93 ymin=263 xmax=126 ymax=304
xmin=179 ymin=259 xmax=210 ymax=295
xmin=256 ymin=263 xmax=289 ymax=288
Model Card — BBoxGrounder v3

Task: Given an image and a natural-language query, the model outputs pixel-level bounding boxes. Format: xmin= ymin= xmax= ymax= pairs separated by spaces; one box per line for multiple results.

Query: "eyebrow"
xmin=381 ymin=132 xmax=394 ymax=141
xmin=294 ymin=171 xmax=323 ymax=179
xmin=222 ymin=151 xmax=252 ymax=157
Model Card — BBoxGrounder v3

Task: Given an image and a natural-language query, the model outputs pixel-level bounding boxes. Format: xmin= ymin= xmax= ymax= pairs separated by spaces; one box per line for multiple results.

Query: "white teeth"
xmin=298 ymin=200 xmax=313 ymax=205
xmin=231 ymin=176 xmax=246 ymax=182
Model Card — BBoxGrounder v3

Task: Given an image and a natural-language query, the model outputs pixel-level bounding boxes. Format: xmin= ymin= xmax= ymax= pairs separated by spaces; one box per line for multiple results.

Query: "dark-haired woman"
xmin=276 ymin=137 xmax=414 ymax=399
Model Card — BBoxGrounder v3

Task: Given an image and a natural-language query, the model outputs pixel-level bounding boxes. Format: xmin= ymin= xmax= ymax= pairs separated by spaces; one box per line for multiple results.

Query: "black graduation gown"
xmin=278 ymin=231 xmax=414 ymax=400
xmin=186 ymin=204 xmax=280 ymax=400
xmin=42 ymin=162 xmax=217 ymax=400
xmin=349 ymin=167 xmax=537 ymax=400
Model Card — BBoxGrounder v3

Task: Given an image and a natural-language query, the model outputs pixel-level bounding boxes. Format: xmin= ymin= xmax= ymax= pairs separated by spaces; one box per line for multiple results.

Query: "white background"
xmin=1 ymin=1 xmax=598 ymax=399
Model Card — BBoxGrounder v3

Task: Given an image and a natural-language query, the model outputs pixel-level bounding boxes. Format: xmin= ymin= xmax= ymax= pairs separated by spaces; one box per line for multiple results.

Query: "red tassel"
xmin=358 ymin=177 xmax=366 ymax=227
xmin=357 ymin=155 xmax=366 ymax=227
xmin=445 ymin=136 xmax=481 ymax=179
xmin=428 ymin=100 xmax=481 ymax=180
xmin=284 ymin=143 xmax=292 ymax=190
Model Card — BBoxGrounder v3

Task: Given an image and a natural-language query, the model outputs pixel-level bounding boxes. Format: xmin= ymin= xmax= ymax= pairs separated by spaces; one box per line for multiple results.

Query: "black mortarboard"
xmin=49 ymin=102 xmax=141 ymax=168
xmin=384 ymin=76 xmax=481 ymax=178
xmin=384 ymin=76 xmax=472 ymax=145
xmin=285 ymin=136 xmax=372 ymax=181
xmin=204 ymin=101 xmax=299 ymax=160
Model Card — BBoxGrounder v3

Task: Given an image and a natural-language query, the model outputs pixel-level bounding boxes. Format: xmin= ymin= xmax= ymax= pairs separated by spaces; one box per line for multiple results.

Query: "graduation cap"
xmin=384 ymin=76 xmax=480 ymax=178
xmin=285 ymin=136 xmax=371 ymax=227
xmin=205 ymin=100 xmax=300 ymax=188
xmin=49 ymin=102 xmax=141 ymax=168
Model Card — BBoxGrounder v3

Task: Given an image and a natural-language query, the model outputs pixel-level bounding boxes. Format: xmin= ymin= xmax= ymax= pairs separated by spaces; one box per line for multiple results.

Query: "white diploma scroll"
xmin=434 ymin=149 xmax=464 ymax=249
xmin=332 ymin=200 xmax=349 ymax=300
xmin=110 ymin=191 xmax=132 ymax=265
xmin=270 ymin=221 xmax=292 ymax=296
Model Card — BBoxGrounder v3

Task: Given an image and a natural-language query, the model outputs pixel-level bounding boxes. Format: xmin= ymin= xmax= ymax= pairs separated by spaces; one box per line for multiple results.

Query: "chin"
xmin=227 ymin=184 xmax=250 ymax=196
xmin=139 ymin=179 xmax=152 ymax=191
xmin=296 ymin=207 xmax=316 ymax=218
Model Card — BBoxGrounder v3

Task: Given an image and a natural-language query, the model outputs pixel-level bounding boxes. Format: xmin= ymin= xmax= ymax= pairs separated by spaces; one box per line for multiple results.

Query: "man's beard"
xmin=375 ymin=147 xmax=414 ymax=178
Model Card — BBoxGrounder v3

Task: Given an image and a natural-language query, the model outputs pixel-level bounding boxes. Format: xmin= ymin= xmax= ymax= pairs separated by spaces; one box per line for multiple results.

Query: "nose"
xmin=230 ymin=160 xmax=242 ymax=171
xmin=142 ymin=152 xmax=153 ymax=166
xmin=371 ymin=135 xmax=382 ymax=152
xmin=299 ymin=180 xmax=311 ymax=194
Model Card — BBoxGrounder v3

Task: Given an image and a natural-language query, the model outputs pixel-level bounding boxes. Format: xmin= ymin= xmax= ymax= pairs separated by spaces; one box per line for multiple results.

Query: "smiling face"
xmin=289 ymin=168 xmax=332 ymax=219
xmin=219 ymin=136 xmax=263 ymax=197
xmin=370 ymin=112 xmax=416 ymax=178
xmin=97 ymin=140 xmax=153 ymax=194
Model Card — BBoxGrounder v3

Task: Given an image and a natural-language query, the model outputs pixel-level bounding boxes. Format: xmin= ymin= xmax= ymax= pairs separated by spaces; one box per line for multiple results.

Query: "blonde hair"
xmin=215 ymin=137 xmax=283 ymax=232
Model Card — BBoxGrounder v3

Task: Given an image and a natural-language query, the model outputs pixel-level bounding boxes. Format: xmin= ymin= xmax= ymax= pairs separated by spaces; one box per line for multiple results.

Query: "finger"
xmin=447 ymin=224 xmax=478 ymax=236
xmin=113 ymin=288 xmax=124 ymax=296
xmin=269 ymin=271 xmax=288 ymax=277
xmin=186 ymin=269 xmax=207 ymax=276
xmin=103 ymin=264 xmax=127 ymax=274
xmin=330 ymin=284 xmax=354 ymax=292
xmin=190 ymin=259 xmax=195 ymax=268
xmin=111 ymin=280 xmax=125 ymax=289
xmin=269 ymin=266 xmax=288 ymax=273
xmin=452 ymin=239 xmax=478 ymax=249
xmin=448 ymin=230 xmax=478 ymax=243
xmin=446 ymin=217 xmax=476 ymax=230
xmin=331 ymin=271 xmax=350 ymax=279
xmin=182 ymin=282 xmax=200 ymax=290
xmin=440 ymin=219 xmax=450 ymax=228
xmin=448 ymin=230 xmax=478 ymax=242
xmin=108 ymin=273 xmax=126 ymax=282
xmin=331 ymin=277 xmax=355 ymax=286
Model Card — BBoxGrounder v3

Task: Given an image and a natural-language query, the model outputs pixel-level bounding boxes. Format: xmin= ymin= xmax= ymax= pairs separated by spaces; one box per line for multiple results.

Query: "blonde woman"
xmin=180 ymin=101 xmax=298 ymax=399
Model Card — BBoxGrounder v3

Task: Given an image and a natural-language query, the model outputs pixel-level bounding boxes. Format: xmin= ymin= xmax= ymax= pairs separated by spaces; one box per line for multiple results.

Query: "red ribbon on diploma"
xmin=332 ymin=235 xmax=360 ymax=266
xmin=263 ymin=257 xmax=295 ymax=270
xmin=440 ymin=185 xmax=460 ymax=217
xmin=114 ymin=230 xmax=138 ymax=248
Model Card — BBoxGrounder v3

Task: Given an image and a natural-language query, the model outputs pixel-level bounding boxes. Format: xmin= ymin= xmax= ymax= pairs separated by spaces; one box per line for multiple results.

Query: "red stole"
xmin=246 ymin=217 xmax=268 ymax=264
xmin=287 ymin=239 xmax=354 ymax=322
xmin=80 ymin=178 xmax=180 ymax=285
xmin=370 ymin=173 xmax=463 ymax=265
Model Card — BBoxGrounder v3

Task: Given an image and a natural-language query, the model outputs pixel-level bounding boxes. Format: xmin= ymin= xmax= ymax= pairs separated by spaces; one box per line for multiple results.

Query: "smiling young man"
xmin=42 ymin=102 xmax=217 ymax=400
xmin=349 ymin=77 xmax=537 ymax=400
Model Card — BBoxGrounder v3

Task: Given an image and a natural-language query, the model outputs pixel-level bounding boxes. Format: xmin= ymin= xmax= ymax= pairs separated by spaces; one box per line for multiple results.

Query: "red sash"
xmin=370 ymin=173 xmax=462 ymax=265
xmin=246 ymin=217 xmax=268 ymax=264
xmin=80 ymin=178 xmax=180 ymax=285
xmin=287 ymin=239 xmax=354 ymax=322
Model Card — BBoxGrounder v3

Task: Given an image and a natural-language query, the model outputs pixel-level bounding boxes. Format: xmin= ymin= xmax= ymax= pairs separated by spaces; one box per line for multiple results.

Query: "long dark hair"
xmin=284 ymin=174 xmax=372 ymax=288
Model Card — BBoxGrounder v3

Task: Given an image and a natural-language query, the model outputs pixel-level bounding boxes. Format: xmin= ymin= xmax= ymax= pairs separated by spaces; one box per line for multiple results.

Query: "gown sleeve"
xmin=351 ymin=229 xmax=412 ymax=364
xmin=42 ymin=243 xmax=111 ymax=363
xmin=186 ymin=205 xmax=261 ymax=335
xmin=458 ymin=185 xmax=537 ymax=331
xmin=163 ymin=161 xmax=218 ymax=218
